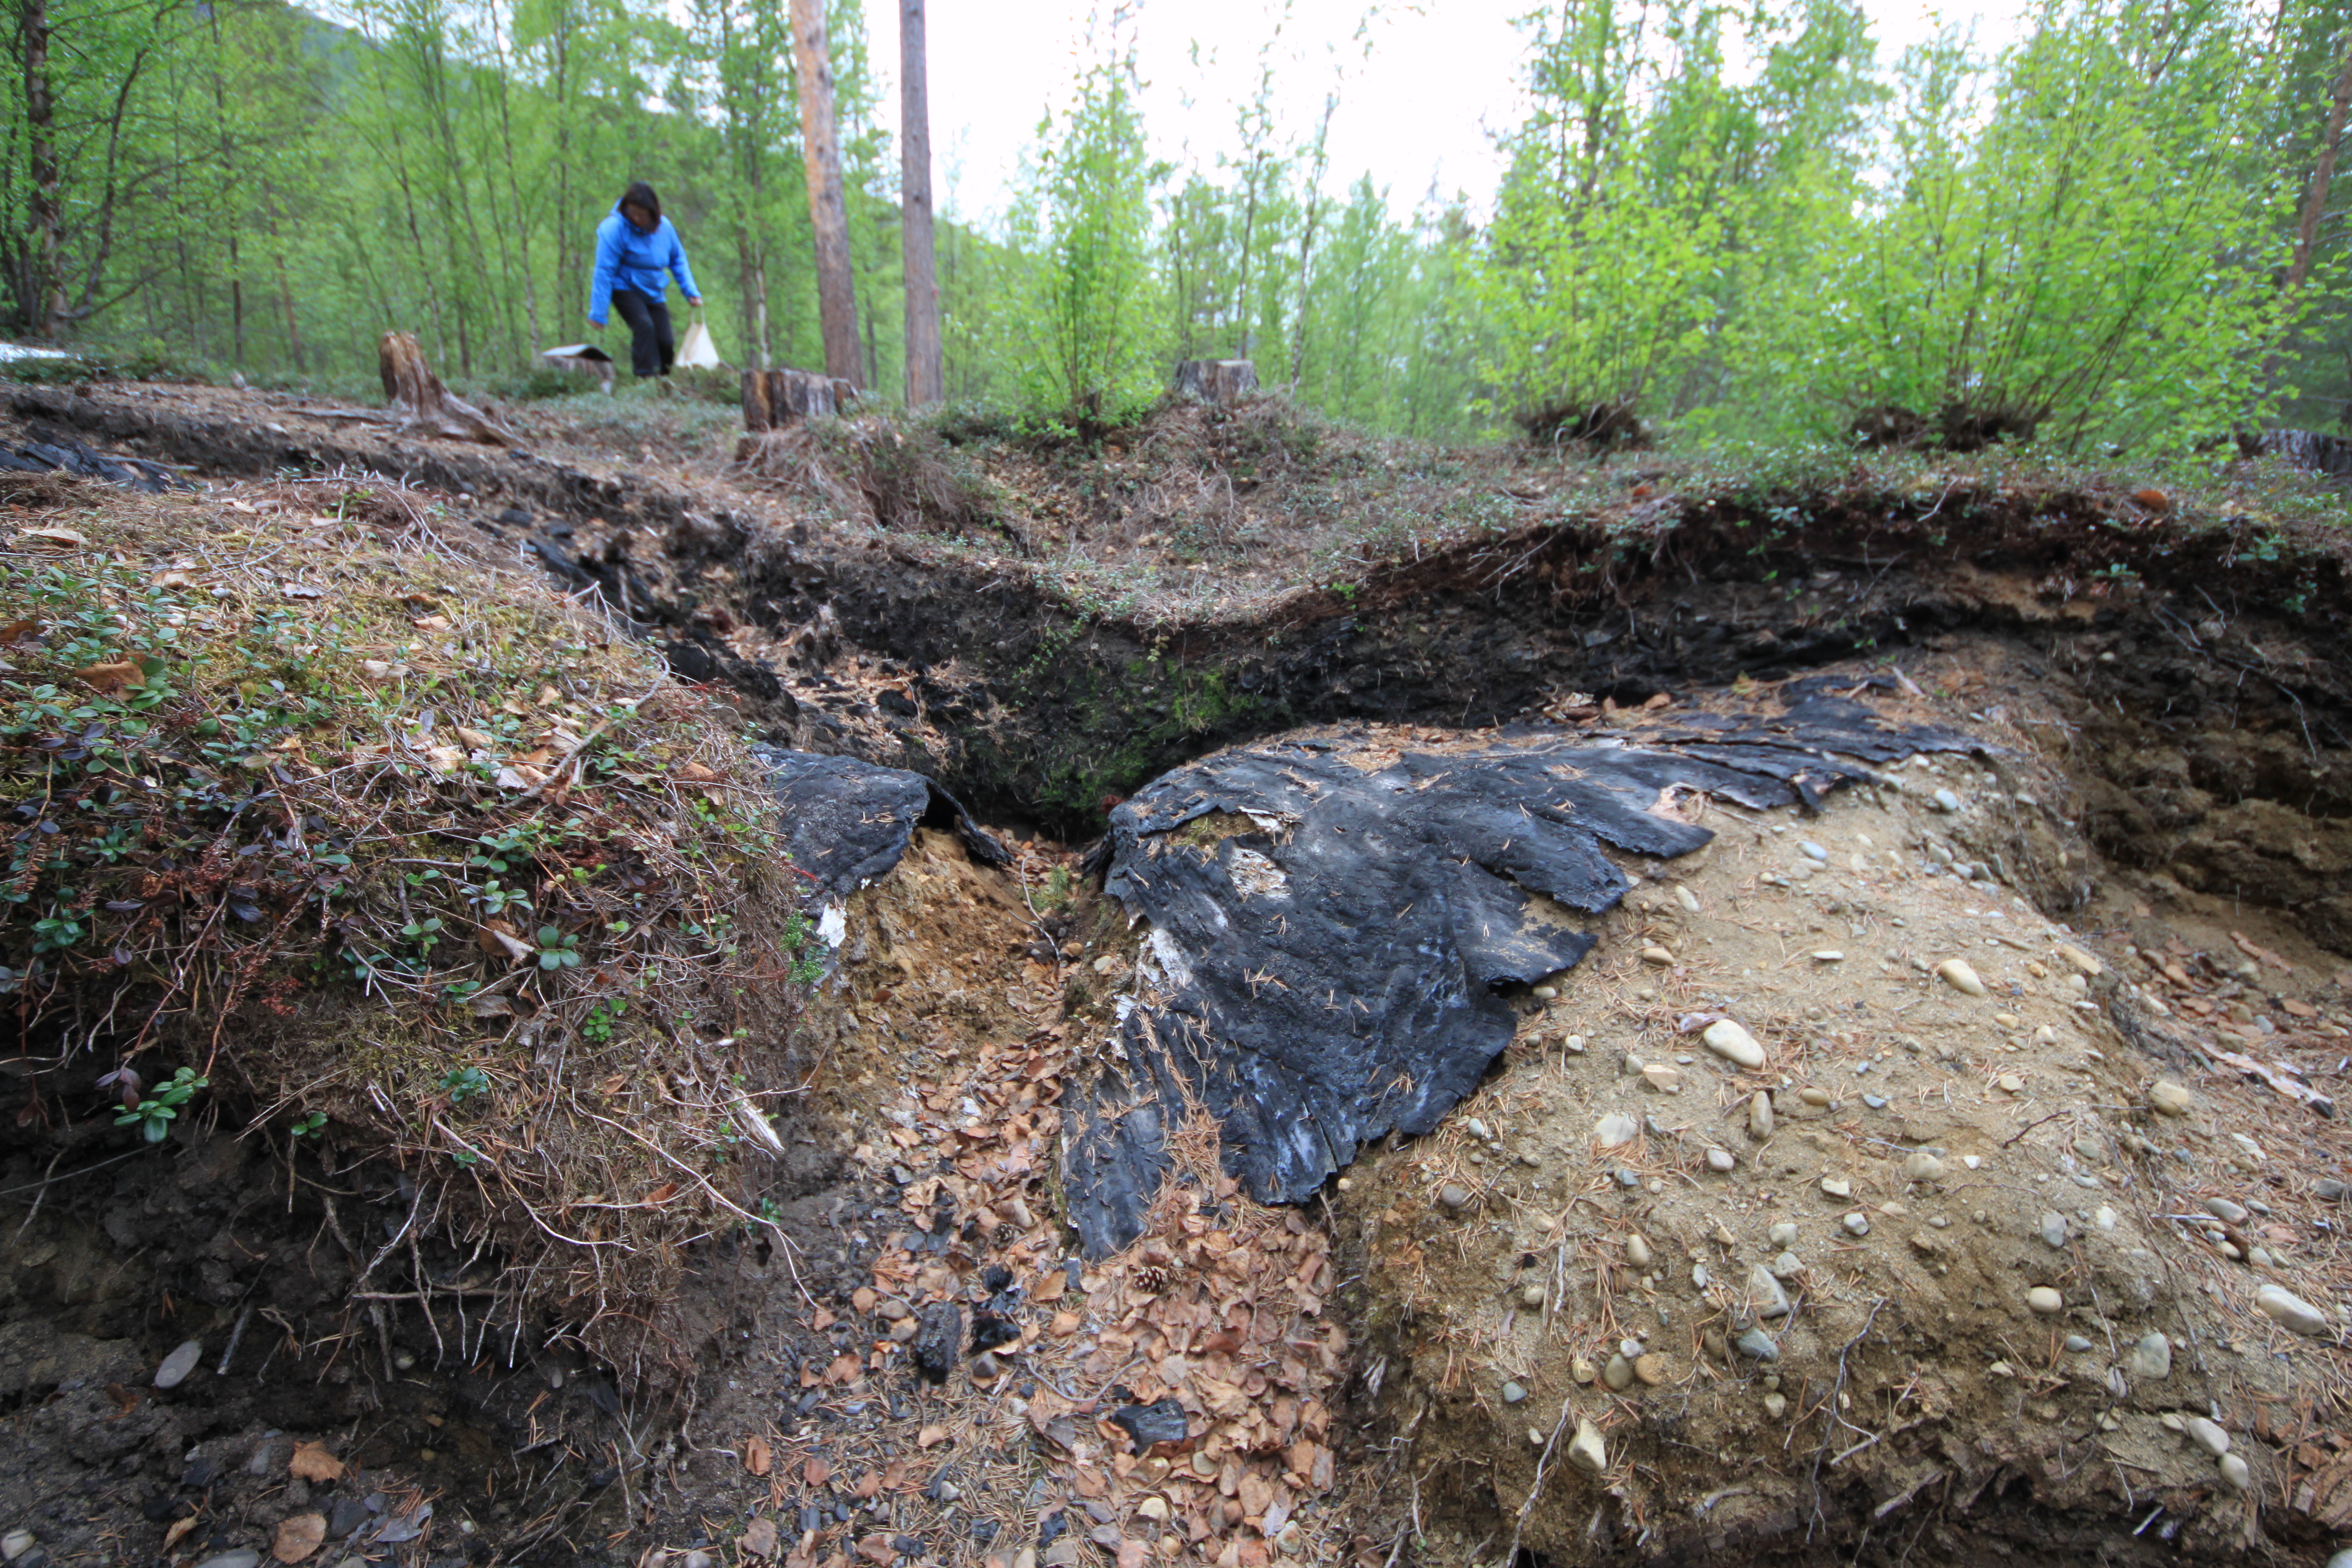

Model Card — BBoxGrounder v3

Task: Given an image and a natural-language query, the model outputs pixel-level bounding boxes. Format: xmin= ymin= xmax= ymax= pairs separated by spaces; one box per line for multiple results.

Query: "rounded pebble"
xmin=154 ymin=1340 xmax=203 ymax=1391
xmin=2256 ymin=1283 xmax=2332 ymax=1337
xmin=1703 ymin=1019 xmax=1766 ymax=1070
xmin=1936 ymin=959 xmax=1987 ymax=997
xmin=2026 ymin=1286 xmax=2063 ymax=1315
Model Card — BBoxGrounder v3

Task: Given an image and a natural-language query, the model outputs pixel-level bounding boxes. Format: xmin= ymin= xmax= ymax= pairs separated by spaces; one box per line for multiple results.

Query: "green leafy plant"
xmin=533 ymin=926 xmax=581 ymax=971
xmin=581 ymin=998 xmax=626 ymax=1042
xmin=439 ymin=1065 xmax=491 ymax=1103
xmin=290 ymin=1110 xmax=327 ymax=1138
xmin=114 ymin=1067 xmax=207 ymax=1143
xmin=1009 ymin=5 xmax=1169 ymax=430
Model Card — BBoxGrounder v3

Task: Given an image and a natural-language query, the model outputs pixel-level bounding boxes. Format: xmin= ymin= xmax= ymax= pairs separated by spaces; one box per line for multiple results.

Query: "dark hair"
xmin=620 ymin=182 xmax=661 ymax=222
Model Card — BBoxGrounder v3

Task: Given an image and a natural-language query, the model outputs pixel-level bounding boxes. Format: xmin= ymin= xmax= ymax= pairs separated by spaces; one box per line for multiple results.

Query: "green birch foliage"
xmin=1010 ymin=15 xmax=1168 ymax=427
xmin=1474 ymin=0 xmax=1874 ymax=437
xmin=1772 ymin=0 xmax=2300 ymax=449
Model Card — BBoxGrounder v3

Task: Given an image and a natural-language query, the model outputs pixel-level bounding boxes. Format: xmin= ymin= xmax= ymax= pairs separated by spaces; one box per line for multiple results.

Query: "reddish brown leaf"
xmin=743 ymin=1434 xmax=772 ymax=1476
xmin=289 ymin=1441 xmax=344 ymax=1483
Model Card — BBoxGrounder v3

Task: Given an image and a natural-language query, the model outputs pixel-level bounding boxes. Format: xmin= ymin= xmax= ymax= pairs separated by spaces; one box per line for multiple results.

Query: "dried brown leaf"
xmin=272 ymin=1512 xmax=327 ymax=1564
xmin=288 ymin=1442 xmax=343 ymax=1483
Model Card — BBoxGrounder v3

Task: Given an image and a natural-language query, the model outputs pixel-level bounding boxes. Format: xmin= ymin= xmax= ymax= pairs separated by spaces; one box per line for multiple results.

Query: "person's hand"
xmin=686 ymin=296 xmax=702 ymax=308
xmin=588 ymin=316 xmax=603 ymax=331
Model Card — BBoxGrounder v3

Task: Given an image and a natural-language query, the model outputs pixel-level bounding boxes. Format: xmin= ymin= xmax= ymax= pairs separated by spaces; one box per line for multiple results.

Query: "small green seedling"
xmin=581 ymin=999 xmax=626 ymax=1042
xmin=440 ymin=1065 xmax=490 ymax=1103
xmin=534 ymin=926 xmax=581 ymax=971
xmin=291 ymin=1110 xmax=327 ymax=1138
xmin=115 ymin=1067 xmax=207 ymax=1143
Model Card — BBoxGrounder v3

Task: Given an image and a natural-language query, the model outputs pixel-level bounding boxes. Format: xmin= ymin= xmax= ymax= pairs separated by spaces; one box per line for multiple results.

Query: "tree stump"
xmin=377 ymin=331 xmax=518 ymax=446
xmin=741 ymin=368 xmax=838 ymax=432
xmin=1173 ymin=359 xmax=1258 ymax=404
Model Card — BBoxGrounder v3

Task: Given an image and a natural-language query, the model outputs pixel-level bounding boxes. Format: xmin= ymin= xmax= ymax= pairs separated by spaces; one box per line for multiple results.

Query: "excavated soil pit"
xmin=3 ymin=391 xmax=2352 ymax=1568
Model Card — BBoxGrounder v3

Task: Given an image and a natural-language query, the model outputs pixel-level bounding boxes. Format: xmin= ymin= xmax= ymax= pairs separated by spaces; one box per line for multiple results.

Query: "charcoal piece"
xmin=1109 ymin=1397 xmax=1190 ymax=1453
xmin=180 ymin=1456 xmax=219 ymax=1489
xmin=980 ymin=1264 xmax=1013 ymax=1293
xmin=913 ymin=1302 xmax=963 ymax=1384
xmin=970 ymin=1313 xmax=1020 ymax=1354
xmin=1062 ymin=686 xmax=1974 ymax=1256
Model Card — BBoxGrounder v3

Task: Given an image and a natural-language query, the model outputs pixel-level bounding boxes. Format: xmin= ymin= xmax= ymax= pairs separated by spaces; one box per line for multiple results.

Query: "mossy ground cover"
xmin=0 ymin=470 xmax=819 ymax=1379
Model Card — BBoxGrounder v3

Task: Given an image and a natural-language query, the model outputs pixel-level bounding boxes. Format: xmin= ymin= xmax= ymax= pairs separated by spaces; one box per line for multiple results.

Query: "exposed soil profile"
xmin=3 ymin=384 xmax=2352 ymax=1568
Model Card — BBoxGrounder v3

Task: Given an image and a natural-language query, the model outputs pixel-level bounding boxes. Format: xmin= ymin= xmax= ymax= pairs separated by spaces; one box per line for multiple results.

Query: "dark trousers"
xmin=610 ymin=287 xmax=674 ymax=377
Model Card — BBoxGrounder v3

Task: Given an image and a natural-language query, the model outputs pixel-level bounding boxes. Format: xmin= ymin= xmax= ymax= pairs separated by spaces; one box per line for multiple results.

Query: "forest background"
xmin=9 ymin=0 xmax=2352 ymax=452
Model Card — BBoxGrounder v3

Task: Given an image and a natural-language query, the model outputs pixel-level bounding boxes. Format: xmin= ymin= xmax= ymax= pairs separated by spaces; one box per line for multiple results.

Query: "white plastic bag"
xmin=676 ymin=312 xmax=724 ymax=370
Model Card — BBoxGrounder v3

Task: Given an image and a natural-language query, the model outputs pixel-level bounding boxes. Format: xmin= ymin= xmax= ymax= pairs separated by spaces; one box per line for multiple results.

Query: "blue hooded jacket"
xmin=588 ymin=202 xmax=699 ymax=325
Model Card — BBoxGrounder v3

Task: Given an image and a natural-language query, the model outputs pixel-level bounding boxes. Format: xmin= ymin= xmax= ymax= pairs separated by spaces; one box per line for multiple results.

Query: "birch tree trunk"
xmin=899 ymin=0 xmax=943 ymax=406
xmin=790 ymin=0 xmax=863 ymax=387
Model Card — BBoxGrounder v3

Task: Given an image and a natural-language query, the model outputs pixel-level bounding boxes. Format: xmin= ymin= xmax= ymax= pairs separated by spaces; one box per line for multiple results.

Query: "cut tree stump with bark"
xmin=740 ymin=368 xmax=838 ymax=432
xmin=378 ymin=331 xmax=518 ymax=445
xmin=1174 ymin=360 xmax=1259 ymax=404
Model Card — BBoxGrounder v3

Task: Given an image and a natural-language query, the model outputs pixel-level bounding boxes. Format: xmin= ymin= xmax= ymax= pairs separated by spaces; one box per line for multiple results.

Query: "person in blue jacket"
xmin=588 ymin=181 xmax=702 ymax=378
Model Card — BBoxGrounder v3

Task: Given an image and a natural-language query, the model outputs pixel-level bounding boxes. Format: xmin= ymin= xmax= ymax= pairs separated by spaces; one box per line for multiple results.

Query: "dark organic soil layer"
xmin=16 ymin=384 xmax=2352 ymax=947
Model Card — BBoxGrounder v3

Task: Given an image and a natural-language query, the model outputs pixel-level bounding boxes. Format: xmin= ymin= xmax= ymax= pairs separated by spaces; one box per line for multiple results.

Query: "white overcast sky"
xmin=878 ymin=0 xmax=2027 ymax=229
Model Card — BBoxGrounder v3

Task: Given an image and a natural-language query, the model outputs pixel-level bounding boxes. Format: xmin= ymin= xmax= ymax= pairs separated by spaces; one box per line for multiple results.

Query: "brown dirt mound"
xmin=0 ymin=471 xmax=819 ymax=1385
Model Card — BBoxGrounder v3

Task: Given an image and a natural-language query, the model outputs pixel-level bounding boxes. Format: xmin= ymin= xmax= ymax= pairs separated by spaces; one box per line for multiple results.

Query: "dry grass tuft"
xmin=0 ymin=471 xmax=821 ymax=1383
xmin=731 ymin=416 xmax=1008 ymax=542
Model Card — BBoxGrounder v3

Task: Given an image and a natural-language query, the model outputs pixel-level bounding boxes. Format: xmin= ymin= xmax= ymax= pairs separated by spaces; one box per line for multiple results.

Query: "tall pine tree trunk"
xmin=2269 ymin=29 xmax=2352 ymax=391
xmin=899 ymin=0 xmax=942 ymax=405
xmin=206 ymin=5 xmax=245 ymax=365
xmin=21 ymin=0 xmax=60 ymax=337
xmin=790 ymin=0 xmax=862 ymax=386
xmin=270 ymin=215 xmax=305 ymax=371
